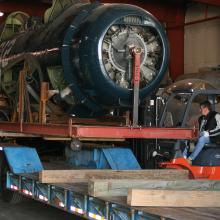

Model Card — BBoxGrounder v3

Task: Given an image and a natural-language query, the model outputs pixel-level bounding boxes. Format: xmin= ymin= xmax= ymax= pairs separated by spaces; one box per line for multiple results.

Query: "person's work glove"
xmin=201 ymin=131 xmax=209 ymax=137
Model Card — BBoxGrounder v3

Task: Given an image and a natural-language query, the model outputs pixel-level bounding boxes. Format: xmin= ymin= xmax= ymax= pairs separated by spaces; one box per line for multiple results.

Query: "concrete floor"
xmin=0 ymin=198 xmax=84 ymax=220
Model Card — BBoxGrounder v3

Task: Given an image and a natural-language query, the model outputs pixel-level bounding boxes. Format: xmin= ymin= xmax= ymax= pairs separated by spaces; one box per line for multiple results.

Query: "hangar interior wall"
xmin=184 ymin=4 xmax=220 ymax=74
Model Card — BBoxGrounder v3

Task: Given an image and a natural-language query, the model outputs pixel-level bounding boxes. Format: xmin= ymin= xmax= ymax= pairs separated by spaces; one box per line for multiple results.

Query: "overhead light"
xmin=0 ymin=12 xmax=4 ymax=17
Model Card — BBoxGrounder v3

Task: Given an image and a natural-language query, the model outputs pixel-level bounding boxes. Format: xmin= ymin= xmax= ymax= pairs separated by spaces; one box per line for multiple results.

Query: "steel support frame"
xmin=0 ymin=122 xmax=197 ymax=140
xmin=7 ymin=173 xmax=170 ymax=220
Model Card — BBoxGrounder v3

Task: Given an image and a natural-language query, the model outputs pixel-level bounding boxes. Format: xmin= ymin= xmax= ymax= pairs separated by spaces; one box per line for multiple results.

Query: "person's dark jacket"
xmin=198 ymin=111 xmax=220 ymax=143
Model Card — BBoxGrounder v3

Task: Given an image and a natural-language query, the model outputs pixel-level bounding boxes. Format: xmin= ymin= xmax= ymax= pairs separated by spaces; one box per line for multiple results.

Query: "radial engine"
xmin=0 ymin=1 xmax=169 ymax=117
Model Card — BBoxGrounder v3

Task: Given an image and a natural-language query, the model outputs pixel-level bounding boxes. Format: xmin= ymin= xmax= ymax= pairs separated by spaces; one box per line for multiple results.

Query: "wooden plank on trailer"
xmin=99 ymin=196 xmax=220 ymax=220
xmin=39 ymin=169 xmax=189 ymax=183
xmin=88 ymin=179 xmax=220 ymax=197
xmin=127 ymin=189 xmax=220 ymax=207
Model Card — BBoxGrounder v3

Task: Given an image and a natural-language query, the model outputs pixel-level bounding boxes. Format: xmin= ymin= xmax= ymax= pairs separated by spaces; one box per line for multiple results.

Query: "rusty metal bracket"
xmin=39 ymin=82 xmax=59 ymax=124
xmin=12 ymin=63 xmax=33 ymax=126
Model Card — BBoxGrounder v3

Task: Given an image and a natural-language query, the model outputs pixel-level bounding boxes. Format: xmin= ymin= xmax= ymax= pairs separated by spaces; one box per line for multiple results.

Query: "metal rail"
xmin=0 ymin=122 xmax=197 ymax=140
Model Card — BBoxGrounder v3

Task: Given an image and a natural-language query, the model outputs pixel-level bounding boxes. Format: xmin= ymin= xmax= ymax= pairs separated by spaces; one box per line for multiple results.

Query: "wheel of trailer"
xmin=0 ymin=152 xmax=23 ymax=203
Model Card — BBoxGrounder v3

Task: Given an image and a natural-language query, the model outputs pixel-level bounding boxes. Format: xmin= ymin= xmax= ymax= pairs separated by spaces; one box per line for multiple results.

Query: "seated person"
xmin=186 ymin=101 xmax=220 ymax=164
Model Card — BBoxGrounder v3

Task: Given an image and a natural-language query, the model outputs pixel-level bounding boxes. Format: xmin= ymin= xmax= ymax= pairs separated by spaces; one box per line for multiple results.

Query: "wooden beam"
xmin=39 ymin=169 xmax=189 ymax=183
xmin=88 ymin=179 xmax=220 ymax=197
xmin=127 ymin=189 xmax=220 ymax=207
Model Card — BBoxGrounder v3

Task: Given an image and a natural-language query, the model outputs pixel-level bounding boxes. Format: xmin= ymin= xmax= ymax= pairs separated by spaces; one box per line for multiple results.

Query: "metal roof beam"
xmin=191 ymin=0 xmax=220 ymax=6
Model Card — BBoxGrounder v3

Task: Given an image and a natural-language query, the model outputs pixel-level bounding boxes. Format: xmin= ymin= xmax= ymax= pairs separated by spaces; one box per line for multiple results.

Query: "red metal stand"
xmin=131 ymin=47 xmax=142 ymax=127
xmin=0 ymin=121 xmax=197 ymax=140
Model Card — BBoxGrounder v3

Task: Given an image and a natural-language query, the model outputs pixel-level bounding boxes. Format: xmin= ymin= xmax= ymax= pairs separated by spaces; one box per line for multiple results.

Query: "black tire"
xmin=0 ymin=152 xmax=23 ymax=203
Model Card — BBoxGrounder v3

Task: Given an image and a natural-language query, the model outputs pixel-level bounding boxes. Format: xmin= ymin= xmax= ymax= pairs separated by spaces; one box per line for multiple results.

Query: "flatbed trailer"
xmin=0 ymin=91 xmax=219 ymax=220
xmin=0 ymin=108 xmax=218 ymax=220
xmin=0 ymin=121 xmax=213 ymax=220
xmin=7 ymin=171 xmax=220 ymax=220
xmin=0 ymin=117 xmax=218 ymax=220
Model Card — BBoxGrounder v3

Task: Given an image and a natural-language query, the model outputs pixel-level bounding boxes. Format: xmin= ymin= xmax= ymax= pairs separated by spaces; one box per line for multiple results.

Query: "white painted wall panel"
xmin=184 ymin=4 xmax=220 ymax=74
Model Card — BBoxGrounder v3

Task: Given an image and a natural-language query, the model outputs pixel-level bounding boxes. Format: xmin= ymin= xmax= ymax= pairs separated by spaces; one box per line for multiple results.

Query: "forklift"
xmin=157 ymin=89 xmax=220 ymax=179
